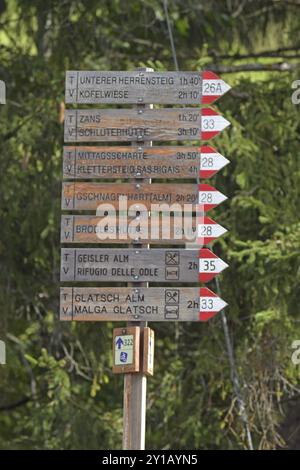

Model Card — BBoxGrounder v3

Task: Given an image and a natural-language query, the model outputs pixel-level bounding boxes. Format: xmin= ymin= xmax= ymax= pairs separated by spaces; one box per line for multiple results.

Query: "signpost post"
xmin=123 ymin=67 xmax=152 ymax=451
xmin=0 ymin=80 xmax=6 ymax=365
xmin=61 ymin=68 xmax=231 ymax=450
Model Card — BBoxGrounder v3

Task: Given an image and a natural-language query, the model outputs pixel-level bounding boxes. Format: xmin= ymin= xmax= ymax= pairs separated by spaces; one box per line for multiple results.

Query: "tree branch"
xmin=0 ymin=396 xmax=31 ymax=411
xmin=209 ymin=61 xmax=299 ymax=74
xmin=210 ymin=45 xmax=300 ymax=60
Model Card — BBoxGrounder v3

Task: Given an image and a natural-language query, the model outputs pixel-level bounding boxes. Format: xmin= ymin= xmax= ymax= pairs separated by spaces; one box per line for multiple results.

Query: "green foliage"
xmin=0 ymin=0 xmax=300 ymax=450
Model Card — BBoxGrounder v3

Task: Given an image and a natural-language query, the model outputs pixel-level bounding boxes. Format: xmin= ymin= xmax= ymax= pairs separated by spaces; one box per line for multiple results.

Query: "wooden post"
xmin=123 ymin=67 xmax=153 ymax=450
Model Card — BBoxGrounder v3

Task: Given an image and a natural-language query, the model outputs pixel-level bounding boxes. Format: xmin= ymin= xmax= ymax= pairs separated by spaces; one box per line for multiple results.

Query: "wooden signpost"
xmin=61 ymin=67 xmax=231 ymax=450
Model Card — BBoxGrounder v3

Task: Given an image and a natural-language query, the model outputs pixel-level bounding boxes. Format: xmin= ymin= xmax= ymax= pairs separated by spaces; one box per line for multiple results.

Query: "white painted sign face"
xmin=114 ymin=334 xmax=134 ymax=366
xmin=0 ymin=340 xmax=5 ymax=364
xmin=199 ymin=296 xmax=227 ymax=312
xmin=148 ymin=336 xmax=154 ymax=370
xmin=202 ymin=78 xmax=231 ymax=97
xmin=0 ymin=80 xmax=5 ymax=105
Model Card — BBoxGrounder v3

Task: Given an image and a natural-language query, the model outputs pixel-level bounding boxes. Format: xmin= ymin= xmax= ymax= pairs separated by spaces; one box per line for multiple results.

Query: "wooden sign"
xmin=60 ymin=215 xmax=228 ymax=246
xmin=61 ymin=182 xmax=226 ymax=212
xmin=61 ymin=182 xmax=199 ymax=211
xmin=60 ymin=248 xmax=227 ymax=283
xmin=62 ymin=145 xmax=229 ymax=180
xmin=60 ymin=248 xmax=200 ymax=283
xmin=64 ymin=108 xmax=230 ymax=143
xmin=143 ymin=328 xmax=154 ymax=376
xmin=61 ymin=214 xmax=197 ymax=244
xmin=65 ymin=70 xmax=231 ymax=105
xmin=112 ymin=326 xmax=140 ymax=374
xmin=60 ymin=287 xmax=227 ymax=322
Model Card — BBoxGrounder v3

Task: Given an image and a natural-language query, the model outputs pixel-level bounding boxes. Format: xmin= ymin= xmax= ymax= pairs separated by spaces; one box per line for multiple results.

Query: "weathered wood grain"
xmin=65 ymin=71 xmax=202 ymax=104
xmin=62 ymin=145 xmax=200 ymax=179
xmin=142 ymin=328 xmax=154 ymax=376
xmin=60 ymin=214 xmax=197 ymax=244
xmin=60 ymin=248 xmax=200 ymax=283
xmin=61 ymin=182 xmax=198 ymax=211
xmin=60 ymin=287 xmax=201 ymax=321
xmin=64 ymin=108 xmax=202 ymax=142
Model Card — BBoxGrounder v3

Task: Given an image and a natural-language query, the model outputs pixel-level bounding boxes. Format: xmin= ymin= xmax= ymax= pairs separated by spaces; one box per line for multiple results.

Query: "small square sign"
xmin=114 ymin=334 xmax=134 ymax=366
xmin=112 ymin=327 xmax=140 ymax=374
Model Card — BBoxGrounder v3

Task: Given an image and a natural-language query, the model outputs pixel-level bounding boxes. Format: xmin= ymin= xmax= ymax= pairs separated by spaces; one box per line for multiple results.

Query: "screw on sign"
xmin=199 ymin=288 xmax=228 ymax=321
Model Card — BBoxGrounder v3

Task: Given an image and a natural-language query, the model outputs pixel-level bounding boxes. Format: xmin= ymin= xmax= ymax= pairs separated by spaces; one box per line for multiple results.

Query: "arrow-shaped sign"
xmin=201 ymin=108 xmax=231 ymax=141
xmin=64 ymin=107 xmax=231 ymax=143
xmin=199 ymin=145 xmax=230 ymax=179
xmin=199 ymin=287 xmax=228 ymax=321
xmin=116 ymin=337 xmax=124 ymax=350
xmin=65 ymin=70 xmax=231 ymax=105
xmin=198 ymin=183 xmax=227 ymax=212
xmin=199 ymin=249 xmax=228 ymax=282
xmin=202 ymin=71 xmax=231 ymax=104
xmin=197 ymin=216 xmax=227 ymax=245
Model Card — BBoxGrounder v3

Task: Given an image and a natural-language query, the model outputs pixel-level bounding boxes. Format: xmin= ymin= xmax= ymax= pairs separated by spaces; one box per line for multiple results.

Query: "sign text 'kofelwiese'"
xmin=65 ymin=70 xmax=231 ymax=105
